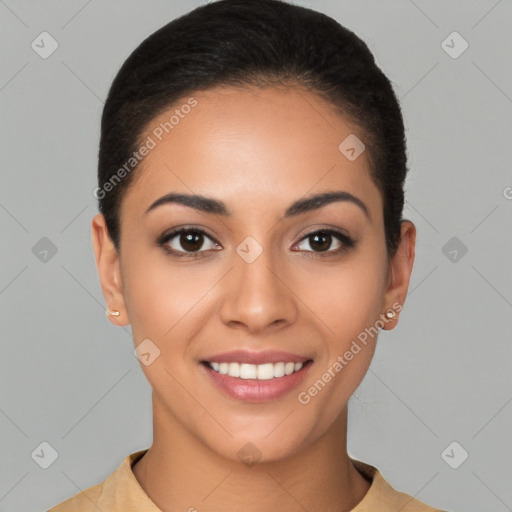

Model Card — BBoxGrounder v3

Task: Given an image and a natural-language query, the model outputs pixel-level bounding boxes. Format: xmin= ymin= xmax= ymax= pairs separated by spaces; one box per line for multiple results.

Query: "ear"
xmin=381 ymin=220 xmax=416 ymax=330
xmin=91 ymin=213 xmax=129 ymax=327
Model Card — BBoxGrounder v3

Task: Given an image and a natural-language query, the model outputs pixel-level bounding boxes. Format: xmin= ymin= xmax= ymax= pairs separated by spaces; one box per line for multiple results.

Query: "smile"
xmin=201 ymin=351 xmax=313 ymax=402
xmin=207 ymin=361 xmax=304 ymax=380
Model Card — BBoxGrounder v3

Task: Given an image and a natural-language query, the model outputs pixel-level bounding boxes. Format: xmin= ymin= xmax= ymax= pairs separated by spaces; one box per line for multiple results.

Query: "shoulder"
xmin=47 ymin=480 xmax=104 ymax=512
xmin=47 ymin=449 xmax=151 ymax=512
xmin=350 ymin=458 xmax=450 ymax=512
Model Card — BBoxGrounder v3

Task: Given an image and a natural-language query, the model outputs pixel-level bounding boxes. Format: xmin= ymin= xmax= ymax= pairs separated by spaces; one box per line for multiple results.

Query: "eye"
xmin=157 ymin=226 xmax=356 ymax=259
xmin=157 ymin=227 xmax=221 ymax=257
xmin=294 ymin=229 xmax=356 ymax=255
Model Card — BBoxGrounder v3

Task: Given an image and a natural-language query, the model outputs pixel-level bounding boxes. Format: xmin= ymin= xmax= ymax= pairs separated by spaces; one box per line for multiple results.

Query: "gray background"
xmin=1 ymin=1 xmax=511 ymax=511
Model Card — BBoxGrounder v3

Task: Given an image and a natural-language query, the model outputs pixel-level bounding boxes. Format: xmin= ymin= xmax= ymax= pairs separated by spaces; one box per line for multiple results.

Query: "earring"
xmin=106 ymin=308 xmax=120 ymax=317
xmin=384 ymin=309 xmax=396 ymax=320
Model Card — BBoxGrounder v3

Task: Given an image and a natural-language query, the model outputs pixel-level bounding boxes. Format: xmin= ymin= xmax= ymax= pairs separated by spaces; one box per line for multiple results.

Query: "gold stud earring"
xmin=384 ymin=309 xmax=396 ymax=320
xmin=106 ymin=308 xmax=120 ymax=317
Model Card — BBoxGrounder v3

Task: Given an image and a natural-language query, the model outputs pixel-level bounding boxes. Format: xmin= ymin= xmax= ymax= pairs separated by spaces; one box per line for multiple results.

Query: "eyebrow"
xmin=145 ymin=190 xmax=369 ymax=219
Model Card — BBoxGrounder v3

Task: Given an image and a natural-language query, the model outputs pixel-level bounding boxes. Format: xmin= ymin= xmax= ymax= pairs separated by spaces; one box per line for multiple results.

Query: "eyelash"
xmin=156 ymin=226 xmax=356 ymax=259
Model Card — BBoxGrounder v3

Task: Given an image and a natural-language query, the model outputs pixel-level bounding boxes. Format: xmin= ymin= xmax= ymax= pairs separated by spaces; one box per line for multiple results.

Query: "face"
xmin=93 ymin=85 xmax=415 ymax=463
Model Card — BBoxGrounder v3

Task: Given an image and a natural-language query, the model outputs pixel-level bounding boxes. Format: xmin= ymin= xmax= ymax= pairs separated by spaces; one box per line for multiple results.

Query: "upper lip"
xmin=202 ymin=350 xmax=311 ymax=365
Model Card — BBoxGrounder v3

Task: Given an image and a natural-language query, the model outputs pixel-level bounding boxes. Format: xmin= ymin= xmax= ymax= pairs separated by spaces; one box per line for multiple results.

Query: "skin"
xmin=92 ymin=85 xmax=415 ymax=512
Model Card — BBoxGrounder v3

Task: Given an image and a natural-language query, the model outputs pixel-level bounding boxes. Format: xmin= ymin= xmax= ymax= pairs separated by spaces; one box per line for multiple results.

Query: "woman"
xmin=49 ymin=0 xmax=448 ymax=510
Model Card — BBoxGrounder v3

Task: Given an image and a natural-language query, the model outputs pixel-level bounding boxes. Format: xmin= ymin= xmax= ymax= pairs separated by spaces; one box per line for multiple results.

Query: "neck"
xmin=132 ymin=394 xmax=371 ymax=512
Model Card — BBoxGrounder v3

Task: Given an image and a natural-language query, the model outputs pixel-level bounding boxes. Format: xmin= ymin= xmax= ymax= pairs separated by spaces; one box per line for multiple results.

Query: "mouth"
xmin=200 ymin=350 xmax=313 ymax=402
xmin=204 ymin=360 xmax=307 ymax=379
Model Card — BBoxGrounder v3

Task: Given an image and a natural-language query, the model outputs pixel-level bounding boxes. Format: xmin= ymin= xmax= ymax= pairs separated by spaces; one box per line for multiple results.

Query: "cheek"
xmin=296 ymin=261 xmax=386 ymax=424
xmin=121 ymin=256 xmax=208 ymax=391
xmin=123 ymin=235 xmax=388 ymax=344
xmin=295 ymin=245 xmax=388 ymax=406
xmin=121 ymin=250 xmax=217 ymax=346
xmin=300 ymin=254 xmax=387 ymax=340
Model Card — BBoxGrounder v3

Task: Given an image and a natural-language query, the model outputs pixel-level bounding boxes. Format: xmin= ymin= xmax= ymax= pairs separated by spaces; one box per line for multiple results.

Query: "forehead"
xmin=122 ymin=85 xmax=381 ymax=217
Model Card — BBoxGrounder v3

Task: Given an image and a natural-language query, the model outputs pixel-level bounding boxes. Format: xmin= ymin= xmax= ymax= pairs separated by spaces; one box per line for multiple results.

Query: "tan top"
xmin=48 ymin=449 xmax=447 ymax=511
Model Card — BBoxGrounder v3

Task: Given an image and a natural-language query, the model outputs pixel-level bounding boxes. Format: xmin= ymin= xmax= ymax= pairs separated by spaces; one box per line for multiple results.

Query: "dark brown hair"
xmin=97 ymin=0 xmax=408 ymax=256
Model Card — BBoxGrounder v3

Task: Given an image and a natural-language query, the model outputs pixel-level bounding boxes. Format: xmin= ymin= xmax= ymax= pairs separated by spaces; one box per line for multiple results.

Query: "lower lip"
xmin=202 ymin=361 xmax=313 ymax=403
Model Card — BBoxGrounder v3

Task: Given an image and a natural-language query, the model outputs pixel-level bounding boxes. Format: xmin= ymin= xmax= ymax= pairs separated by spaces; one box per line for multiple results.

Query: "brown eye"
xmin=308 ymin=232 xmax=332 ymax=252
xmin=158 ymin=228 xmax=221 ymax=257
xmin=295 ymin=229 xmax=355 ymax=255
xmin=178 ymin=231 xmax=205 ymax=252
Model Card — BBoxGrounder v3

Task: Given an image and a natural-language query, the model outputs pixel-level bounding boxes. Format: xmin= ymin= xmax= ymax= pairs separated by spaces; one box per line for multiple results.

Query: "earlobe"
xmin=91 ymin=213 xmax=129 ymax=327
xmin=381 ymin=220 xmax=416 ymax=331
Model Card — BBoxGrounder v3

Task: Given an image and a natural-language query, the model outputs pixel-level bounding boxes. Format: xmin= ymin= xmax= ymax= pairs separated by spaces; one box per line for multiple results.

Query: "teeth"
xmin=285 ymin=362 xmax=295 ymax=375
xmin=240 ymin=363 xmax=257 ymax=379
xmin=229 ymin=362 xmax=240 ymax=378
xmin=208 ymin=361 xmax=305 ymax=379
xmin=257 ymin=363 xmax=274 ymax=380
xmin=273 ymin=362 xmax=285 ymax=377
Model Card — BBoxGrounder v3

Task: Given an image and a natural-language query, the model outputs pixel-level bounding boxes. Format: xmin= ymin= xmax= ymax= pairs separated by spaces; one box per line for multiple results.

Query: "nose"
xmin=219 ymin=245 xmax=298 ymax=334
